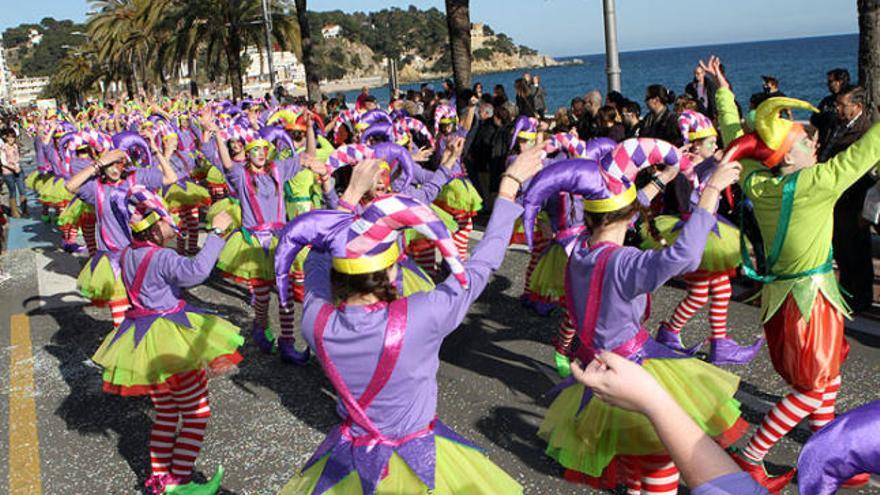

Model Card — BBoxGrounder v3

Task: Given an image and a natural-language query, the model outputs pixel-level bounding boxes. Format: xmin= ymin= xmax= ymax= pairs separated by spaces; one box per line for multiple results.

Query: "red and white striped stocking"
xmin=251 ymin=282 xmax=271 ymax=330
xmin=169 ymin=370 xmax=211 ymax=480
xmin=668 ymin=277 xmax=710 ymax=332
xmin=452 ymin=213 xmax=473 ymax=260
xmin=640 ymin=455 xmax=680 ymax=495
xmin=708 ymin=274 xmax=732 ymax=340
xmin=148 ymin=390 xmax=177 ymax=477
xmin=185 ymin=208 xmax=200 ymax=255
xmin=279 ymin=284 xmax=296 ymax=340
xmin=742 ymin=389 xmax=824 ymax=462
xmin=809 ymin=375 xmax=841 ymax=432
xmin=82 ymin=219 xmax=97 ymax=257
xmin=108 ymin=299 xmax=129 ymax=328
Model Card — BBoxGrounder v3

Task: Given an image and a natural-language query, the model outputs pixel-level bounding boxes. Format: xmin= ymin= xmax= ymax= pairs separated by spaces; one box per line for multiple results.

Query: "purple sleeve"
xmin=159 ymin=235 xmax=225 ymax=287
xmin=201 ymin=139 xmax=221 ymax=168
xmin=411 ymin=164 xmax=434 ymax=184
xmin=613 ymin=207 xmax=715 ymax=298
xmin=135 ymin=168 xmax=165 ymax=190
xmin=691 ymin=473 xmax=769 ymax=495
xmin=399 ymin=166 xmax=451 ymax=204
xmin=409 ymin=197 xmax=522 ymax=338
xmin=276 ymin=154 xmax=302 ymax=182
xmin=323 ymin=186 xmax=340 ymax=210
xmin=78 ymin=180 xmax=96 ymax=205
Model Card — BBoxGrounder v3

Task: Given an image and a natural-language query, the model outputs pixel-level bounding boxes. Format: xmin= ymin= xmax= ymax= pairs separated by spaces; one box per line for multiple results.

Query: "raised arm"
xmin=807 ymin=122 xmax=880 ymax=195
xmin=160 ymin=213 xmax=231 ymax=287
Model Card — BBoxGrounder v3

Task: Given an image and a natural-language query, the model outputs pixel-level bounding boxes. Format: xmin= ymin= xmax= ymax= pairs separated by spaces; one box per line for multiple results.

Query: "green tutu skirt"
xmin=539 ymin=357 xmax=745 ymax=477
xmin=77 ymin=253 xmax=127 ymax=306
xmin=279 ymin=436 xmax=522 ymax=495
xmin=206 ymin=197 xmax=242 ymax=231
xmin=164 ymin=181 xmax=211 ymax=212
xmin=204 ymin=165 xmax=228 ymax=186
xmin=435 ymin=178 xmax=482 ymax=215
xmin=216 ymin=229 xmax=279 ymax=284
xmin=25 ymin=170 xmax=50 ymax=191
xmin=57 ymin=197 xmax=95 ymax=227
xmin=526 ymin=243 xmax=568 ymax=305
xmin=38 ymin=176 xmax=73 ymax=206
xmin=641 ymin=215 xmax=747 ymax=273
xmin=92 ymin=311 xmax=243 ymax=396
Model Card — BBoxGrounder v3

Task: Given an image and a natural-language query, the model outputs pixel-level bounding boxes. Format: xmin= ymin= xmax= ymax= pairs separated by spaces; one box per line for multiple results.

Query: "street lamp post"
xmin=261 ymin=0 xmax=277 ymax=90
xmin=602 ymin=0 xmax=622 ymax=94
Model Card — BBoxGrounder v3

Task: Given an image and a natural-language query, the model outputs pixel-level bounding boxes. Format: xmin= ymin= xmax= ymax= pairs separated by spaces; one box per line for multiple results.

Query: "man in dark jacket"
xmin=824 ymin=86 xmax=875 ymax=312
xmin=684 ymin=65 xmax=718 ymax=120
xmin=811 ymin=68 xmax=851 ymax=152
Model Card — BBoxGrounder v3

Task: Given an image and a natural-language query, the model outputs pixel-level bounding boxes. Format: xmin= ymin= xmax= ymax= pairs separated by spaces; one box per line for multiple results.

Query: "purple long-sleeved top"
xmin=78 ymin=169 xmax=165 ymax=252
xmin=123 ymin=235 xmax=225 ymax=310
xmin=567 ymin=207 xmax=715 ymax=351
xmin=223 ymin=157 xmax=301 ymax=228
xmin=301 ymin=197 xmax=522 ymax=438
xmin=691 ymin=473 xmax=768 ymax=495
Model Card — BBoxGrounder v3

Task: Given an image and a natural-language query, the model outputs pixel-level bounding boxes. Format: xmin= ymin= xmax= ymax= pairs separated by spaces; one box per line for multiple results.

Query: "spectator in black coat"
xmin=640 ymin=84 xmax=682 ymax=146
xmin=684 ymin=65 xmax=718 ymax=120
xmin=812 ymin=68 xmax=851 ymax=152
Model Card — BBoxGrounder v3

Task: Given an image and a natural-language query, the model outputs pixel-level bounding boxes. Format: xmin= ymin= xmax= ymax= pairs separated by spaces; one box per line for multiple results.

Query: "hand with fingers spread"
xmin=698 ymin=145 xmax=742 ymax=212
xmin=698 ymin=55 xmax=730 ymax=90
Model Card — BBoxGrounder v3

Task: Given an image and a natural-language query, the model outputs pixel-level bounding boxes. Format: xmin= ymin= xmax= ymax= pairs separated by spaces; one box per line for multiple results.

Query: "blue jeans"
xmin=3 ymin=172 xmax=26 ymax=203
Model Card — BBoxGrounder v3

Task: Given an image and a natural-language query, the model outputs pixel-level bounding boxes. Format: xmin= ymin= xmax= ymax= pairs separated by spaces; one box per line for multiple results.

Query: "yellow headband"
xmin=131 ymin=211 xmax=161 ymax=233
xmin=517 ymin=131 xmax=537 ymax=141
xmin=331 ymin=242 xmax=400 ymax=275
xmin=355 ymin=122 xmax=370 ymax=131
xmin=582 ymin=185 xmax=637 ymax=213
xmin=439 ymin=118 xmax=456 ymax=125
xmin=244 ymin=139 xmax=271 ymax=152
xmin=689 ymin=127 xmax=717 ymax=142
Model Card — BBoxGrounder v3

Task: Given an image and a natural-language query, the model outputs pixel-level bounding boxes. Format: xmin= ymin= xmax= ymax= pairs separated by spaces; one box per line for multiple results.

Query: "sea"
xmin=341 ymin=33 xmax=858 ymax=116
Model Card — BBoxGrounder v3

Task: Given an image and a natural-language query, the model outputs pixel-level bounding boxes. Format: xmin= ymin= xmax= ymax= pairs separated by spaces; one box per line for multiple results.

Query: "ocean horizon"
xmin=342 ymin=33 xmax=858 ymax=116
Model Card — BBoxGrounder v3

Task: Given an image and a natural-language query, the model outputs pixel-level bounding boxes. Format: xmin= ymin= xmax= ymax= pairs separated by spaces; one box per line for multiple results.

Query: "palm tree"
xmin=859 ymin=0 xmax=880 ymax=121
xmin=164 ymin=0 xmax=300 ymax=100
xmin=445 ymin=0 xmax=472 ymax=99
xmin=294 ymin=0 xmax=321 ymax=101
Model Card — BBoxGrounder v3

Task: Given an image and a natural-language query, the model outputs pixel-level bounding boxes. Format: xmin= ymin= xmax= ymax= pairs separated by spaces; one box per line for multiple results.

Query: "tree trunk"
xmin=859 ymin=0 xmax=880 ymax=121
xmin=226 ymin=31 xmax=245 ymax=101
xmin=445 ymin=0 xmax=472 ymax=99
xmin=295 ymin=0 xmax=322 ymax=102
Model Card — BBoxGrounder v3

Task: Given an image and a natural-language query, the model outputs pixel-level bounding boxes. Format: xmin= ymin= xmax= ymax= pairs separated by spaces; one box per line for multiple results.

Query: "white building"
xmin=0 ymin=34 xmax=9 ymax=102
xmin=9 ymin=76 xmax=50 ymax=106
xmin=321 ymin=24 xmax=341 ymax=39
xmin=28 ymin=29 xmax=43 ymax=46
xmin=243 ymin=46 xmax=305 ymax=85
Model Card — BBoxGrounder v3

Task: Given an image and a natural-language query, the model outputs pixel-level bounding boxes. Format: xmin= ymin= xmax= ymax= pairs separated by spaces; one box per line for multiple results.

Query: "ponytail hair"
xmin=646 ymin=84 xmax=675 ymax=105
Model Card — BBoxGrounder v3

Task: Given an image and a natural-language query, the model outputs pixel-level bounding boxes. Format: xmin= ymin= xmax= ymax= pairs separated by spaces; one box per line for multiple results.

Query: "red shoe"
xmin=730 ymin=451 xmax=796 ymax=494
xmin=842 ymin=472 xmax=871 ymax=488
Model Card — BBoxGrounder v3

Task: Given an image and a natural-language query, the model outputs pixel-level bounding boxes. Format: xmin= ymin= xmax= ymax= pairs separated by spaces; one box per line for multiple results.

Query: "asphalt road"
xmin=1 ymin=199 xmax=880 ymax=494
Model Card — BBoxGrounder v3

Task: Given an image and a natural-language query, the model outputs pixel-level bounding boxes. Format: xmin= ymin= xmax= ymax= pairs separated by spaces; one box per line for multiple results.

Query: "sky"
xmin=0 ymin=0 xmax=859 ymax=57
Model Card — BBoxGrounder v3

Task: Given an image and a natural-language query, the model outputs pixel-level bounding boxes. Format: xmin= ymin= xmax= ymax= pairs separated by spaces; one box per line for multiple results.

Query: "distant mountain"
xmin=2 ymin=18 xmax=88 ymax=78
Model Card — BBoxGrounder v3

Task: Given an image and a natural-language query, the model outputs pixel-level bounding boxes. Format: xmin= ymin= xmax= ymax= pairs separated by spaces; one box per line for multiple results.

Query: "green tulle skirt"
xmin=279 ymin=436 xmax=522 ymax=495
xmin=77 ymin=254 xmax=127 ymax=305
xmin=92 ymin=311 xmax=243 ymax=396
xmin=641 ymin=215 xmax=747 ymax=273
xmin=539 ymin=357 xmax=744 ymax=477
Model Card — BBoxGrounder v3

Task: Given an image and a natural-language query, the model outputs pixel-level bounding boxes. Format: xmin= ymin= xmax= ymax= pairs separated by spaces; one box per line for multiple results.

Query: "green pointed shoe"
xmin=165 ymin=465 xmax=223 ymax=495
